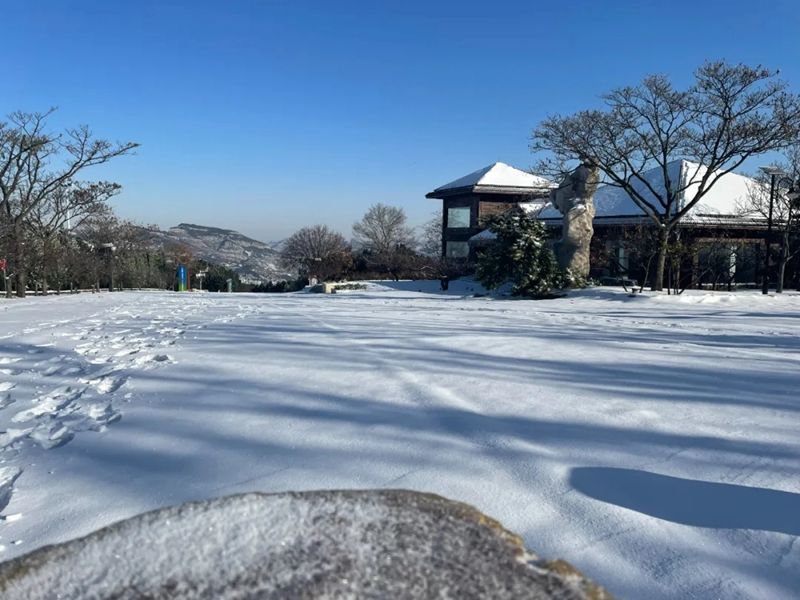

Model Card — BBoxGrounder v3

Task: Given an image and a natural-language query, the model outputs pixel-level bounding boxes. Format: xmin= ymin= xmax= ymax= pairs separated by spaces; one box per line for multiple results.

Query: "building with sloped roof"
xmin=425 ymin=162 xmax=553 ymax=260
xmin=538 ymin=160 xmax=772 ymax=286
xmin=427 ymin=160 xmax=783 ymax=288
xmin=539 ymin=159 xmax=757 ymax=226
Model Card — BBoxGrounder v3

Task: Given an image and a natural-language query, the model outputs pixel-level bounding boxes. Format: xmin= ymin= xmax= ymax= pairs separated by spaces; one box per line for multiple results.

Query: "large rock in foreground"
xmin=0 ymin=490 xmax=612 ymax=599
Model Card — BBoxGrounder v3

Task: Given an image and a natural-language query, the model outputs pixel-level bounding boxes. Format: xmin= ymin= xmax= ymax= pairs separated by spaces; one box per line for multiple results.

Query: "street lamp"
xmin=758 ymin=166 xmax=795 ymax=295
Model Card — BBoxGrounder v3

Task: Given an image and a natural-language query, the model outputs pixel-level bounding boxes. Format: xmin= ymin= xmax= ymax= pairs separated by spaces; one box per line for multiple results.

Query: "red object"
xmin=0 ymin=259 xmax=6 ymax=271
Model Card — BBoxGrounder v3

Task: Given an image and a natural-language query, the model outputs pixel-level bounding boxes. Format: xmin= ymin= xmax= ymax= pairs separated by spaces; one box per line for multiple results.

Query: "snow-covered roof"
xmin=427 ymin=162 xmax=554 ymax=198
xmin=539 ymin=160 xmax=755 ymax=223
xmin=469 ymin=229 xmax=496 ymax=243
xmin=519 ymin=200 xmax=548 ymax=215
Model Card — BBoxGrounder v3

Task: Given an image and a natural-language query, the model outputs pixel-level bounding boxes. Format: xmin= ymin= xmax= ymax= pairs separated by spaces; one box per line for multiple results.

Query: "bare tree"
xmin=73 ymin=210 xmax=122 ymax=291
xmin=615 ymin=223 xmax=661 ymax=293
xmin=606 ymin=223 xmax=744 ymax=294
xmin=0 ymin=110 xmax=137 ymax=296
xmin=353 ymin=203 xmax=416 ymax=279
xmin=27 ymin=181 xmax=120 ymax=294
xmin=694 ymin=236 xmax=759 ymax=292
xmin=738 ymin=145 xmax=800 ymax=292
xmin=353 ymin=203 xmax=415 ymax=253
xmin=532 ymin=61 xmax=800 ymax=290
xmin=281 ymin=225 xmax=351 ymax=281
xmin=418 ymin=211 xmax=442 ymax=257
xmin=74 ymin=215 xmax=178 ymax=291
xmin=114 ymin=221 xmax=167 ymax=290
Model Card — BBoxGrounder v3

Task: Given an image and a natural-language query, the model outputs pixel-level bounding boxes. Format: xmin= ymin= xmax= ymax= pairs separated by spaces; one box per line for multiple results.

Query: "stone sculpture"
xmin=549 ymin=160 xmax=600 ymax=277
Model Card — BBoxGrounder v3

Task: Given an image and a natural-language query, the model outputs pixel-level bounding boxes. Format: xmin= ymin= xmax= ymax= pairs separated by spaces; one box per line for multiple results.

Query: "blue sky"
xmin=5 ymin=0 xmax=799 ymax=241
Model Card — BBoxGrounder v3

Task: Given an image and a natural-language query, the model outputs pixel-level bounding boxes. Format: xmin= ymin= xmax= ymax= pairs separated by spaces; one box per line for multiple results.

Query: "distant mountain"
xmin=140 ymin=223 xmax=295 ymax=283
xmin=264 ymin=239 xmax=287 ymax=252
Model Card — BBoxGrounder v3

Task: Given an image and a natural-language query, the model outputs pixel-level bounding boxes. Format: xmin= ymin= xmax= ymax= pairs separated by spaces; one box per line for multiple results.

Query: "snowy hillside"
xmin=0 ymin=286 xmax=798 ymax=599
xmin=140 ymin=223 xmax=294 ymax=282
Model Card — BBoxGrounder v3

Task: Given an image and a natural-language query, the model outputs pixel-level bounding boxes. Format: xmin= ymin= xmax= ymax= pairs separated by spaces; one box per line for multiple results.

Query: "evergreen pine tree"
xmin=475 ymin=209 xmax=564 ymax=297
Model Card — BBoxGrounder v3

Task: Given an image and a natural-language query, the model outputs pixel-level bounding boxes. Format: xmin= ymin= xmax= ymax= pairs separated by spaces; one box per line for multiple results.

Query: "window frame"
xmin=446 ymin=206 xmax=471 ymax=229
xmin=445 ymin=241 xmax=470 ymax=259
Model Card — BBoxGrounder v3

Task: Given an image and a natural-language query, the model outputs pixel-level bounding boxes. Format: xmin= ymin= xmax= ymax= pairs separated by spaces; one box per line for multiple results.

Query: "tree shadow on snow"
xmin=570 ymin=467 xmax=800 ymax=535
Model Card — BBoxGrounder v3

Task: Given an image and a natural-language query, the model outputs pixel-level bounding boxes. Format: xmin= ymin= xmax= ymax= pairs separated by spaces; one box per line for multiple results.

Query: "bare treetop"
xmin=280 ymin=224 xmax=351 ymax=281
xmin=532 ymin=62 xmax=800 ymax=225
xmin=352 ymin=203 xmax=415 ymax=254
xmin=531 ymin=61 xmax=800 ymax=290
xmin=0 ymin=109 xmax=138 ymax=296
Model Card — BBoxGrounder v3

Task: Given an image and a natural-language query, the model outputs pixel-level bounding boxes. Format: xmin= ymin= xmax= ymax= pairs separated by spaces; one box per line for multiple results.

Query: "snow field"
xmin=0 ymin=284 xmax=797 ymax=599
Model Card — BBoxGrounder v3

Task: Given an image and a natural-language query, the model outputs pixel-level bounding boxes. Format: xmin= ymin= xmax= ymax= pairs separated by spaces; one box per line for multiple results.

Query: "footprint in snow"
xmin=113 ymin=348 xmax=140 ymax=358
xmin=11 ymin=386 xmax=85 ymax=423
xmin=132 ymin=354 xmax=173 ymax=368
xmin=0 ymin=466 xmax=22 ymax=513
xmin=0 ymin=428 xmax=31 ymax=450
xmin=82 ymin=402 xmax=122 ymax=429
xmin=92 ymin=376 xmax=127 ymax=395
xmin=29 ymin=423 xmax=74 ymax=450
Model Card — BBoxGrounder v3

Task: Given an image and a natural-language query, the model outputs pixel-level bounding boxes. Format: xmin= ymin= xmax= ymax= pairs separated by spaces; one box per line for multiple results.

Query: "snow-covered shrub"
xmin=561 ymin=268 xmax=590 ymax=290
xmin=475 ymin=209 xmax=565 ymax=298
xmin=335 ymin=282 xmax=367 ymax=291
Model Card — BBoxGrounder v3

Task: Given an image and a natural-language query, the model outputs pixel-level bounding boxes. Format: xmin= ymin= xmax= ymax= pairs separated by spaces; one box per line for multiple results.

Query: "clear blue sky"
xmin=5 ymin=0 xmax=799 ymax=241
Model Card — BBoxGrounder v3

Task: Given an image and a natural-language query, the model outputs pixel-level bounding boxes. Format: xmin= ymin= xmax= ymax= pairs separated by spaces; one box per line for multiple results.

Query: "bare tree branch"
xmin=531 ymin=61 xmax=800 ymax=290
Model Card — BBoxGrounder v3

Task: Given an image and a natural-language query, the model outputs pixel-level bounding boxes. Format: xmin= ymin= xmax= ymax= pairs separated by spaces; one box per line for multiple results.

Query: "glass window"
xmin=616 ymin=246 xmax=629 ymax=271
xmin=446 ymin=241 xmax=470 ymax=259
xmin=447 ymin=206 xmax=471 ymax=228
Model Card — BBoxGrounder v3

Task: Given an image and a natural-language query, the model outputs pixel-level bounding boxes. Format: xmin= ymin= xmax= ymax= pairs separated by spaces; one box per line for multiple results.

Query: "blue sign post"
xmin=177 ymin=265 xmax=188 ymax=292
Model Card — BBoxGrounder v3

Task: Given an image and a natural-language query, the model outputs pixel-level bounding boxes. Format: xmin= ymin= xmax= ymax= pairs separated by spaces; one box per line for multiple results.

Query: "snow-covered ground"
xmin=0 ymin=283 xmax=798 ymax=599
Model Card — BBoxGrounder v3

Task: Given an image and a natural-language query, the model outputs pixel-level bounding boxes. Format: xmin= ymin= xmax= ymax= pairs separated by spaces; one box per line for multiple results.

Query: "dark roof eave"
xmin=541 ymin=214 xmax=772 ymax=230
xmin=538 ymin=214 xmax=653 ymax=224
xmin=426 ymin=184 xmax=554 ymax=200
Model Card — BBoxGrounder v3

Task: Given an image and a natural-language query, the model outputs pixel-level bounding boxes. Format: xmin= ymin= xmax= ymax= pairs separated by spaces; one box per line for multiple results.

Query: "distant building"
xmin=427 ymin=160 xmax=784 ymax=288
xmin=425 ymin=162 xmax=553 ymax=261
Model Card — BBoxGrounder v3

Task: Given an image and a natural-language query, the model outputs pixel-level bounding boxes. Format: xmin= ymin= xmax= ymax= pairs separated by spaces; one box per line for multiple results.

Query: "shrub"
xmin=251 ymin=278 xmax=308 ymax=293
xmin=475 ymin=209 xmax=565 ymax=298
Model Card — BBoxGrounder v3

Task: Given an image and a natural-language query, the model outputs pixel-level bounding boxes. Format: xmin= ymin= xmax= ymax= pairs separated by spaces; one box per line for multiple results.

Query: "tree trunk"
xmin=776 ymin=231 xmax=789 ymax=293
xmin=690 ymin=251 xmax=700 ymax=290
xmin=652 ymin=227 xmax=668 ymax=291
xmin=41 ymin=239 xmax=50 ymax=296
xmin=777 ymin=259 xmax=787 ymax=294
xmin=54 ymin=255 xmax=61 ymax=295
xmin=13 ymin=223 xmax=26 ymax=298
